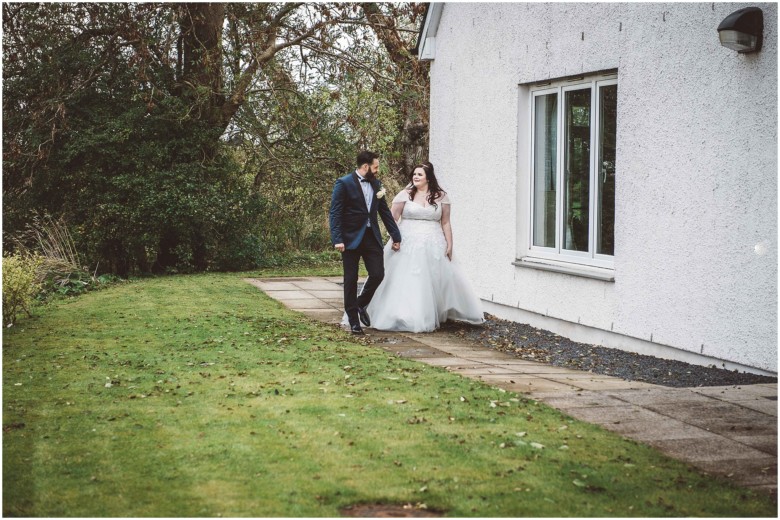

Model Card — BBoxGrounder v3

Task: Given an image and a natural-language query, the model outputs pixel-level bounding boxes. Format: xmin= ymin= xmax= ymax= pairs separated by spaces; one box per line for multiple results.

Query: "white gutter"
xmin=416 ymin=3 xmax=443 ymax=61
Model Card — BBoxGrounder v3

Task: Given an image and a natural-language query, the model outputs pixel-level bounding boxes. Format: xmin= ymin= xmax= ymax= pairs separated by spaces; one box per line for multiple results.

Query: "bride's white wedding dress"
xmin=364 ymin=191 xmax=484 ymax=333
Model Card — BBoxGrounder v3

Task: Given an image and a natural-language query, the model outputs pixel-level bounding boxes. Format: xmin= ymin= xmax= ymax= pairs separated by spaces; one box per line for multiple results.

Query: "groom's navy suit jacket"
xmin=329 ymin=172 xmax=402 ymax=250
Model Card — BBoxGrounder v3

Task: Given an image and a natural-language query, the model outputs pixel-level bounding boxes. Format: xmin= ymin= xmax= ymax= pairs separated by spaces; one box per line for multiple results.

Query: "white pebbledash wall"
xmin=428 ymin=3 xmax=777 ymax=373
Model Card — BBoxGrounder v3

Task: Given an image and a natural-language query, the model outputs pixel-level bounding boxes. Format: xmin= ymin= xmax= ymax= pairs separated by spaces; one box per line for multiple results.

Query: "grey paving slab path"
xmin=245 ymin=276 xmax=778 ymax=497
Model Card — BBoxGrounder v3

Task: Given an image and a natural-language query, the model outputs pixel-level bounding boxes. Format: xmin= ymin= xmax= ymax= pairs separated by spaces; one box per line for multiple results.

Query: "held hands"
xmin=336 ymin=242 xmax=399 ymax=252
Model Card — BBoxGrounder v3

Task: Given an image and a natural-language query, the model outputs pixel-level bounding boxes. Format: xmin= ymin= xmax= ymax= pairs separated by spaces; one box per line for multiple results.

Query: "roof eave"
xmin=413 ymin=2 xmax=443 ymax=61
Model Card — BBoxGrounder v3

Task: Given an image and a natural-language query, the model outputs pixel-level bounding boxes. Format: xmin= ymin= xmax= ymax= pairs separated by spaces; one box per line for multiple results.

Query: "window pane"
xmin=532 ymin=93 xmax=557 ymax=248
xmin=597 ymin=84 xmax=617 ymax=256
xmin=563 ymin=88 xmax=591 ymax=252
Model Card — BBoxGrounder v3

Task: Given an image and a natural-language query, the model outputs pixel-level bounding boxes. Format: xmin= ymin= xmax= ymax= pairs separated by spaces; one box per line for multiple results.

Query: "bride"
xmin=364 ymin=161 xmax=484 ymax=332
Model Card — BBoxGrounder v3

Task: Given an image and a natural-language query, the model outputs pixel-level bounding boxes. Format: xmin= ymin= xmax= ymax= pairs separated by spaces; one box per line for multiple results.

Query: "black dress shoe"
xmin=350 ymin=324 xmax=365 ymax=335
xmin=358 ymin=306 xmax=371 ymax=327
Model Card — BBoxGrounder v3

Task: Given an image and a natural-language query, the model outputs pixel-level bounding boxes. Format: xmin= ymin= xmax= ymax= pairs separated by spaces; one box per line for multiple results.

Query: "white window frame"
xmin=526 ymin=73 xmax=617 ymax=271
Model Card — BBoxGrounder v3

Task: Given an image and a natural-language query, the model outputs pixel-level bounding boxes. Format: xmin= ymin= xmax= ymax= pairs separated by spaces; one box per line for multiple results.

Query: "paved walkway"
xmin=245 ymin=276 xmax=777 ymax=497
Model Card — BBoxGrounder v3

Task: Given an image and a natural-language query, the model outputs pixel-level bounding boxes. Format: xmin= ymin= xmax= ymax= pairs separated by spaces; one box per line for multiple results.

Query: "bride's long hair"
xmin=407 ymin=161 xmax=446 ymax=208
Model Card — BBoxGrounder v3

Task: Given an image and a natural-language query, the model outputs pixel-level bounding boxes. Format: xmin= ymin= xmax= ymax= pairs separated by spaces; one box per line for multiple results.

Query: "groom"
xmin=329 ymin=150 xmax=402 ymax=334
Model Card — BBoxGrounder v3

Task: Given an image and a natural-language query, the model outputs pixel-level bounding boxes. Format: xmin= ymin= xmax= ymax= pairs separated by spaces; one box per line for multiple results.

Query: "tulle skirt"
xmin=363 ymin=219 xmax=484 ymax=333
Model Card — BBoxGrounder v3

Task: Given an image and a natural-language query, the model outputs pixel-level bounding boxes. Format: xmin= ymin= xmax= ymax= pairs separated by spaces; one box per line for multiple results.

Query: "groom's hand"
xmin=335 ymin=243 xmax=345 ymax=252
xmin=392 ymin=242 xmax=401 ymax=251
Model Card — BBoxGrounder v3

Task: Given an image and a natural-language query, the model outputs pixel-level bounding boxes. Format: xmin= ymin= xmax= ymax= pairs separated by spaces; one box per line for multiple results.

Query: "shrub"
xmin=2 ymin=252 xmax=45 ymax=326
xmin=9 ymin=215 xmax=123 ymax=301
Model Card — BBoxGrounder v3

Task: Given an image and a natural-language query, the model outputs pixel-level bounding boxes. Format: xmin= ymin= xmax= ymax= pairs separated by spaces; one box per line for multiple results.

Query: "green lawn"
xmin=3 ymin=272 xmax=776 ymax=517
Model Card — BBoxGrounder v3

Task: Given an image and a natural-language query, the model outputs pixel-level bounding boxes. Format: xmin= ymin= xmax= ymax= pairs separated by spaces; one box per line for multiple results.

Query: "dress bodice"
xmin=392 ymin=190 xmax=451 ymax=223
xmin=391 ymin=191 xmax=451 ymax=253
xmin=401 ymin=201 xmax=443 ymax=222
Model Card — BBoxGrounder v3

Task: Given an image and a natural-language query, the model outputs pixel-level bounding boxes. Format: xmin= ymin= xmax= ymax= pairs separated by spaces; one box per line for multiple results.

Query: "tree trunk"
xmin=180 ymin=3 xmax=225 ymax=130
xmin=153 ymin=229 xmax=180 ymax=274
xmin=361 ymin=3 xmax=430 ymax=183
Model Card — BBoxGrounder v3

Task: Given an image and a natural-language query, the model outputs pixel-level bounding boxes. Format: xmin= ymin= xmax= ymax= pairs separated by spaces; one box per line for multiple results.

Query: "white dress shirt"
xmin=356 ymin=170 xmax=373 ymax=227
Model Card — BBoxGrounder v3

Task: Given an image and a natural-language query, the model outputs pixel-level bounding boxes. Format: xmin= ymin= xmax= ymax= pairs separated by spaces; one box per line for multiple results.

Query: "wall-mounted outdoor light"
xmin=717 ymin=7 xmax=763 ymax=53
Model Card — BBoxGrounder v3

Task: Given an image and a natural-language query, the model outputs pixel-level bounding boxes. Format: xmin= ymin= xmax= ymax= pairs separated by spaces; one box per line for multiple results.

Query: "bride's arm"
xmin=390 ymin=188 xmax=410 ymax=222
xmin=441 ymin=204 xmax=453 ymax=260
xmin=391 ymin=202 xmax=404 ymax=222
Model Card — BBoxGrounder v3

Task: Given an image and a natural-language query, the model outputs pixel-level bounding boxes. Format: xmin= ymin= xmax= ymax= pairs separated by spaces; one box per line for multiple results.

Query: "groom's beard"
xmin=364 ymin=170 xmax=377 ymax=181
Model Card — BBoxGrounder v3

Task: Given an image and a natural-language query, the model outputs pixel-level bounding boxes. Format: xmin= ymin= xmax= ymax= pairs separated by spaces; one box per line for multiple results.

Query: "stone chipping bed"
xmin=438 ymin=315 xmax=777 ymax=388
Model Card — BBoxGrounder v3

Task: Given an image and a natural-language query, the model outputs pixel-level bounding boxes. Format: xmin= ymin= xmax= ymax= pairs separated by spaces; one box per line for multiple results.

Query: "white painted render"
xmin=426 ymin=2 xmax=777 ymax=373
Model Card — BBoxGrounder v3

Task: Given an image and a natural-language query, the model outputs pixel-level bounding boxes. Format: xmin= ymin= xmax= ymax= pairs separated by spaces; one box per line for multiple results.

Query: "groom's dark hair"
xmin=356 ymin=150 xmax=379 ymax=168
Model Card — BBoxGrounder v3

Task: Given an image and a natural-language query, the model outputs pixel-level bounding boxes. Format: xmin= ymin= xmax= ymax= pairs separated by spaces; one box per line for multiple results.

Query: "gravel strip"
xmin=439 ymin=315 xmax=777 ymax=388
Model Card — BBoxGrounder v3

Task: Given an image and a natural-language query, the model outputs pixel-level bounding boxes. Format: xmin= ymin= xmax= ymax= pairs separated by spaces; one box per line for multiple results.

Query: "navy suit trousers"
xmin=342 ymin=230 xmax=384 ymax=327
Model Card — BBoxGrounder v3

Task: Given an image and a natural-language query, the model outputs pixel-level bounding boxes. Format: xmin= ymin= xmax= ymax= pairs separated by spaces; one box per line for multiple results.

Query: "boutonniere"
xmin=376 ymin=183 xmax=386 ymax=199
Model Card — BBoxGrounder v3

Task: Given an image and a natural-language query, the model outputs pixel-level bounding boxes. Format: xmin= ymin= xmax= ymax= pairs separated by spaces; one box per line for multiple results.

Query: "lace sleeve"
xmin=392 ymin=189 xmax=411 ymax=204
xmin=438 ymin=192 xmax=452 ymax=205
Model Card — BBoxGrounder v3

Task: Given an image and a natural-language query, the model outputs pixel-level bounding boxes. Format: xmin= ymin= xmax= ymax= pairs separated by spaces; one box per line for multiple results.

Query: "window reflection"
xmin=598 ymin=85 xmax=617 ymax=256
xmin=533 ymin=93 xmax=557 ymax=248
xmin=563 ymin=89 xmax=591 ymax=252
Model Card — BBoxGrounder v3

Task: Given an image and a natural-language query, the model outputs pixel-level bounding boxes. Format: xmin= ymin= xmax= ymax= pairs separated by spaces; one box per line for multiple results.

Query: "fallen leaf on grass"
xmin=3 ymin=423 xmax=25 ymax=432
